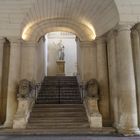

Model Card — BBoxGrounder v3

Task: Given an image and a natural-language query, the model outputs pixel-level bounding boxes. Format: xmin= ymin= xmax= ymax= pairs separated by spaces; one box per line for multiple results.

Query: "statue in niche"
xmin=85 ymin=79 xmax=99 ymax=98
xmin=17 ymin=79 xmax=34 ymax=98
xmin=57 ymin=40 xmax=65 ymax=60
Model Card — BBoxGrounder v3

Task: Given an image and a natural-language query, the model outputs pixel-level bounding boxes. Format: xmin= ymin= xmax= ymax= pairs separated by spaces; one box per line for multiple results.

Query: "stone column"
xmin=116 ymin=25 xmax=139 ymax=135
xmin=79 ymin=41 xmax=97 ymax=82
xmin=107 ymin=30 xmax=119 ymax=128
xmin=0 ymin=37 xmax=4 ymax=124
xmin=131 ymin=28 xmax=140 ymax=128
xmin=4 ymin=37 xmax=21 ymax=127
xmin=134 ymin=25 xmax=140 ymax=128
xmin=96 ymin=37 xmax=110 ymax=126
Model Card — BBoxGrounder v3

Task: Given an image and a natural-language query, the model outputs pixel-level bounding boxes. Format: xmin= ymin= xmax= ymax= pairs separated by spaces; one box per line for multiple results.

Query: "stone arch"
xmin=22 ymin=19 xmax=96 ymax=42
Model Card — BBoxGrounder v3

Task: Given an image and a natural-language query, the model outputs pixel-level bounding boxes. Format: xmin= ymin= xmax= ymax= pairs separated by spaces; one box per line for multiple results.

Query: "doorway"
xmin=45 ymin=32 xmax=77 ymax=76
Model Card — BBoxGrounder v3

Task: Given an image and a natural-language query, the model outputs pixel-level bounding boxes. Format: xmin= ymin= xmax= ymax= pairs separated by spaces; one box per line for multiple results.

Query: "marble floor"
xmin=0 ymin=136 xmax=140 ymax=140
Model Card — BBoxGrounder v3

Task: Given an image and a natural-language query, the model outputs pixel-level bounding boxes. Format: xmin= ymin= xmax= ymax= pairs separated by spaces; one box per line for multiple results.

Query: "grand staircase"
xmin=27 ymin=76 xmax=89 ymax=131
xmin=36 ymin=76 xmax=82 ymax=104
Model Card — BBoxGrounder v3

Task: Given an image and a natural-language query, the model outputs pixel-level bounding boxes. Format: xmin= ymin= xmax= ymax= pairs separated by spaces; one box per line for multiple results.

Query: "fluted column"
xmin=4 ymin=37 xmax=21 ymax=127
xmin=79 ymin=41 xmax=97 ymax=82
xmin=96 ymin=37 xmax=110 ymax=126
xmin=131 ymin=28 xmax=140 ymax=128
xmin=107 ymin=30 xmax=119 ymax=128
xmin=0 ymin=37 xmax=4 ymax=124
xmin=116 ymin=25 xmax=139 ymax=134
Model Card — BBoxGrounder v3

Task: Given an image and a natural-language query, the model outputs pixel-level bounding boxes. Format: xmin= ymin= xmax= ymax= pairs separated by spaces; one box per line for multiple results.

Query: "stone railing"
xmin=84 ymin=97 xmax=102 ymax=128
xmin=76 ymin=74 xmax=86 ymax=101
xmin=13 ymin=79 xmax=40 ymax=129
xmin=84 ymin=79 xmax=102 ymax=128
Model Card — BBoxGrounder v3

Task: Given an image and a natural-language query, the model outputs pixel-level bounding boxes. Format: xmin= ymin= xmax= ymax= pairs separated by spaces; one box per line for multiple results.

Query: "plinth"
xmin=56 ymin=60 xmax=65 ymax=76
xmin=84 ymin=97 xmax=102 ymax=128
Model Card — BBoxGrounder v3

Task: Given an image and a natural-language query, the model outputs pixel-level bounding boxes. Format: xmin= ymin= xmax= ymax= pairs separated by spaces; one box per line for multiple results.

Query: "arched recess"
xmin=21 ymin=19 xmax=96 ymax=42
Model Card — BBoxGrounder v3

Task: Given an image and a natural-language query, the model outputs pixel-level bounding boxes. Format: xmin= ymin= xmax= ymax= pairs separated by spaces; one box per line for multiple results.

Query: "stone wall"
xmin=36 ymin=37 xmax=46 ymax=82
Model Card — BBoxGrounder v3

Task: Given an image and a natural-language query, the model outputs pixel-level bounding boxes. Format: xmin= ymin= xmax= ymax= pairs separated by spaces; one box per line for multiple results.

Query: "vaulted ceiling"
xmin=0 ymin=0 xmax=140 ymax=41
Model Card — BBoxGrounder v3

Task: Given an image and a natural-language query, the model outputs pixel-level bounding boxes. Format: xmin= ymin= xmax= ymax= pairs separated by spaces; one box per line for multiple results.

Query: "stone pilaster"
xmin=106 ymin=30 xmax=119 ymax=128
xmin=20 ymin=40 xmax=38 ymax=81
xmin=116 ymin=24 xmax=139 ymax=135
xmin=0 ymin=37 xmax=4 ymax=124
xmin=79 ymin=41 xmax=96 ymax=82
xmin=4 ymin=37 xmax=21 ymax=127
xmin=96 ymin=37 xmax=110 ymax=126
xmin=131 ymin=26 xmax=140 ymax=128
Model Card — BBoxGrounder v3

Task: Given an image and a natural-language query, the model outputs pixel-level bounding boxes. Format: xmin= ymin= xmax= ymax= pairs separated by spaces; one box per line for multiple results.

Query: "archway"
xmin=20 ymin=18 xmax=97 ymax=82
xmin=45 ymin=31 xmax=77 ymax=76
xmin=21 ymin=19 xmax=96 ymax=42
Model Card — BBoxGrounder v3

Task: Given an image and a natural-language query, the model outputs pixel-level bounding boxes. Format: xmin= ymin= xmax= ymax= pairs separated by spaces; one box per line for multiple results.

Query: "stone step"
xmin=41 ymin=86 xmax=79 ymax=88
xmin=31 ymin=109 xmax=84 ymax=114
xmin=34 ymin=104 xmax=84 ymax=108
xmin=29 ymin=114 xmax=87 ymax=118
xmin=30 ymin=112 xmax=87 ymax=118
xmin=28 ymin=118 xmax=88 ymax=123
xmin=37 ymin=96 xmax=81 ymax=99
xmin=36 ymin=97 xmax=81 ymax=101
xmin=29 ymin=115 xmax=88 ymax=120
xmin=27 ymin=123 xmax=89 ymax=129
xmin=38 ymin=93 xmax=81 ymax=96
xmin=41 ymin=92 xmax=80 ymax=94
xmin=44 ymin=77 xmax=76 ymax=80
xmin=35 ymin=101 xmax=82 ymax=104
xmin=43 ymin=81 xmax=78 ymax=83
xmin=36 ymin=100 xmax=82 ymax=103
xmin=39 ymin=89 xmax=80 ymax=92
xmin=27 ymin=76 xmax=89 ymax=131
xmin=33 ymin=104 xmax=84 ymax=108
xmin=37 ymin=97 xmax=81 ymax=100
xmin=28 ymin=122 xmax=89 ymax=126
xmin=36 ymin=98 xmax=82 ymax=101
xmin=39 ymin=89 xmax=79 ymax=92
xmin=38 ymin=93 xmax=80 ymax=97
xmin=32 ymin=107 xmax=85 ymax=112
xmin=30 ymin=112 xmax=86 ymax=117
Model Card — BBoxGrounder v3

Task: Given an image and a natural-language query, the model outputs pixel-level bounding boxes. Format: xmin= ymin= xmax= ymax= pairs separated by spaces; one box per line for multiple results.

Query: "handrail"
xmin=76 ymin=74 xmax=86 ymax=102
xmin=34 ymin=83 xmax=41 ymax=101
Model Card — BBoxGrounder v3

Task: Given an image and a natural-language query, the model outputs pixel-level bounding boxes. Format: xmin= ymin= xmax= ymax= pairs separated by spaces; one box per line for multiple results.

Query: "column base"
xmin=118 ymin=128 xmax=140 ymax=136
xmin=3 ymin=120 xmax=13 ymax=128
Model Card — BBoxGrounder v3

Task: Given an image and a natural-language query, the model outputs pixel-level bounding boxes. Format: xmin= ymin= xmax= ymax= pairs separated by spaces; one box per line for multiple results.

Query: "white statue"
xmin=58 ymin=40 xmax=65 ymax=60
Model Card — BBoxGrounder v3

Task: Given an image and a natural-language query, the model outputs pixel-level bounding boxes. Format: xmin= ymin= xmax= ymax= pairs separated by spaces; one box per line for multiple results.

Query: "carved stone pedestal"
xmin=56 ymin=60 xmax=65 ymax=76
xmin=84 ymin=97 xmax=102 ymax=128
xmin=13 ymin=98 xmax=34 ymax=129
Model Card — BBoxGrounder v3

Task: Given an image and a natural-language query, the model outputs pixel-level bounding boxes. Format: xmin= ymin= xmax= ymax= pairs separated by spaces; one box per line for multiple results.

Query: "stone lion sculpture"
xmin=17 ymin=79 xmax=34 ymax=98
xmin=85 ymin=79 xmax=99 ymax=98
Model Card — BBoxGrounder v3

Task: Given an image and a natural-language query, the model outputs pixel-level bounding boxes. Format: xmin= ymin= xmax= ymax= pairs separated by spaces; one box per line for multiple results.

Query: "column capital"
xmin=21 ymin=40 xmax=38 ymax=47
xmin=7 ymin=36 xmax=21 ymax=44
xmin=0 ymin=37 xmax=5 ymax=43
xmin=79 ymin=41 xmax=94 ymax=47
xmin=116 ymin=24 xmax=132 ymax=32
xmin=135 ymin=23 xmax=140 ymax=32
xmin=107 ymin=30 xmax=117 ymax=40
xmin=131 ymin=29 xmax=139 ymax=37
xmin=75 ymin=36 xmax=79 ymax=42
xmin=95 ymin=37 xmax=106 ymax=45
